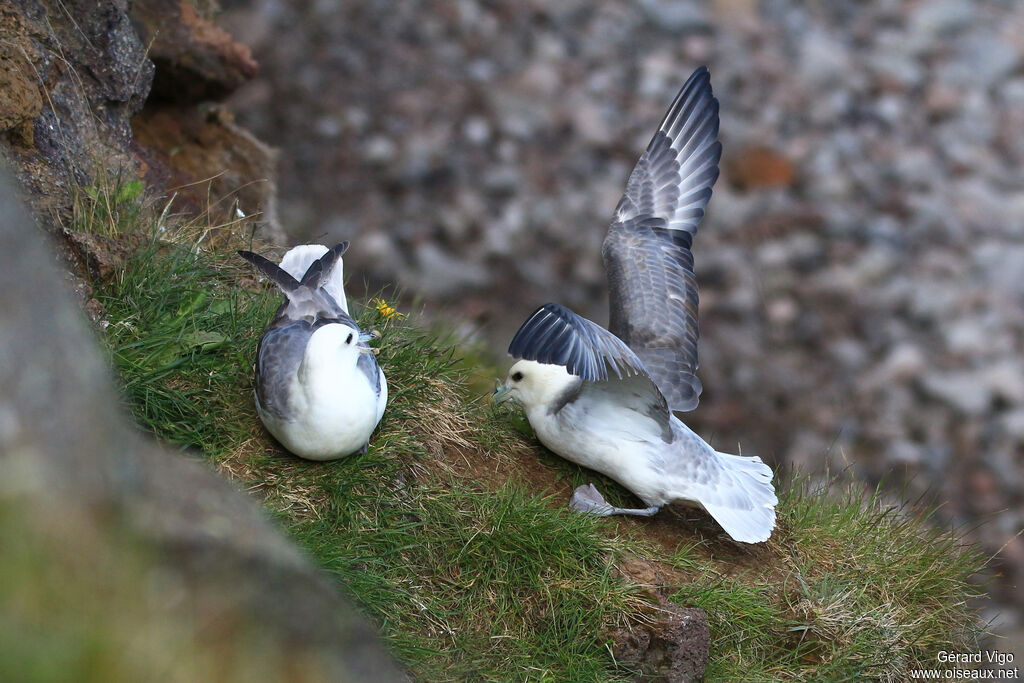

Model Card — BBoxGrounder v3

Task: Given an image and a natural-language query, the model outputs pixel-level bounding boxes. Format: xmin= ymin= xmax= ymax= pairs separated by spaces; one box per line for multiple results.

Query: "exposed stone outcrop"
xmin=127 ymin=0 xmax=279 ymax=230
xmin=130 ymin=0 xmax=259 ymax=102
xmin=0 ymin=1 xmax=152 ymax=215
xmin=0 ymin=0 xmax=280 ymax=240
xmin=132 ymin=103 xmax=278 ymax=228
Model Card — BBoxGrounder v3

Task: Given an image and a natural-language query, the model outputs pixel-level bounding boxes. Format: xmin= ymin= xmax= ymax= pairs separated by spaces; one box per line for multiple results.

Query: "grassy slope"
xmin=81 ymin=188 xmax=986 ymax=681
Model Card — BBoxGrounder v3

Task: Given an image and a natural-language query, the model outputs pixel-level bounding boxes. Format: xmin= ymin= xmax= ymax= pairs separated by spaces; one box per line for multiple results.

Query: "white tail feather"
xmin=279 ymin=244 xmax=349 ymax=313
xmin=699 ymin=452 xmax=777 ymax=543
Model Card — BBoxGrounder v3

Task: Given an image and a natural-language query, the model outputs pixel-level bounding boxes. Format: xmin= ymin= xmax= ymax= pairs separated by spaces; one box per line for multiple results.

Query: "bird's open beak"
xmin=488 ymin=382 xmax=512 ymax=405
xmin=357 ymin=330 xmax=381 ymax=355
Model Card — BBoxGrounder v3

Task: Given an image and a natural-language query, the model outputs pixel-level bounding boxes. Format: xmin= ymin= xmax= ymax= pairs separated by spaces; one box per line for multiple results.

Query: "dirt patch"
xmin=606 ymin=603 xmax=710 ymax=683
xmin=451 ymin=436 xmax=576 ymax=500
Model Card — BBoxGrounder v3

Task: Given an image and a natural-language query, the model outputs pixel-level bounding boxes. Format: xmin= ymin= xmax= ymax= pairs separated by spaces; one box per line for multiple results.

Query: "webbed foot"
xmin=569 ymin=483 xmax=660 ymax=517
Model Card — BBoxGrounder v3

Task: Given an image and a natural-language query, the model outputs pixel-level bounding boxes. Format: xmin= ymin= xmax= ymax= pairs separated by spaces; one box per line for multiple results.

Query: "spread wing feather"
xmin=508 ymin=303 xmax=646 ymax=382
xmin=603 ymin=66 xmax=722 ymax=412
xmin=239 ymin=242 xmax=350 ymax=322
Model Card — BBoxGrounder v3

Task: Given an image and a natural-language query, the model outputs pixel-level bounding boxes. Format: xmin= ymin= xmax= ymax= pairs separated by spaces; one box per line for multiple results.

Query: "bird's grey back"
xmin=603 ymin=66 xmax=722 ymax=413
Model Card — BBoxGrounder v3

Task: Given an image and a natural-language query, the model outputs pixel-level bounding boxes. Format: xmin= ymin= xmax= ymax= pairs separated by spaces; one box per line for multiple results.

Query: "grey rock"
xmin=0 ymin=0 xmax=151 ymax=211
xmin=919 ymin=371 xmax=992 ymax=416
xmin=887 ymin=440 xmax=926 ymax=466
xmin=414 ymin=242 xmax=490 ymax=297
xmin=956 ymin=35 xmax=1020 ymax=89
xmin=974 ymin=243 xmax=1024 ymax=297
xmin=1000 ymin=409 xmax=1024 ymax=442
xmin=982 ymin=361 xmax=1024 ymax=406
xmin=799 ymin=29 xmax=853 ymax=86
xmin=909 ymin=0 xmax=975 ymax=41
xmin=638 ymin=0 xmax=710 ymax=32
xmin=363 ymin=135 xmax=398 ymax=163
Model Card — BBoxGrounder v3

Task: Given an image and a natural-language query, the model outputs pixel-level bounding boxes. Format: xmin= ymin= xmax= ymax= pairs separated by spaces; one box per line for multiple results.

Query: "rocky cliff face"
xmin=0 ymin=1 xmax=151 ymax=212
xmin=0 ymin=0 xmax=279 ymax=238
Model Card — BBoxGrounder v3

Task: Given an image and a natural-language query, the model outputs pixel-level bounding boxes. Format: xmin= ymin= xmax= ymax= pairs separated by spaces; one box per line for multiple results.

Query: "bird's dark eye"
xmin=511 ymin=371 xmax=523 ymax=382
xmin=346 ymin=332 xmax=354 ymax=344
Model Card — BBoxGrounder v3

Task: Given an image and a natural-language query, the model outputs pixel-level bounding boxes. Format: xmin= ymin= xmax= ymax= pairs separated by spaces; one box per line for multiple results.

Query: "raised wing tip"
xmin=300 ymin=241 xmax=349 ymax=288
xmin=685 ymin=65 xmax=712 ymax=92
xmin=239 ymin=249 xmax=302 ymax=292
xmin=689 ymin=65 xmax=710 ymax=84
xmin=657 ymin=65 xmax=718 ymax=136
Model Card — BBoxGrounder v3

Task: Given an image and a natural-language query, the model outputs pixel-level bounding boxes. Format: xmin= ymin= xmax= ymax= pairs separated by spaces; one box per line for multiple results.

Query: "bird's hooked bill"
xmin=488 ymin=380 xmax=512 ymax=405
xmin=357 ymin=329 xmax=381 ymax=355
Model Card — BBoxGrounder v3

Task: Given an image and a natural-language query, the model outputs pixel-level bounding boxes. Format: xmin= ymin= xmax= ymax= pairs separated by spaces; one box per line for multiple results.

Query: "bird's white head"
xmin=491 ymin=359 xmax=578 ymax=411
xmin=304 ymin=322 xmax=377 ymax=368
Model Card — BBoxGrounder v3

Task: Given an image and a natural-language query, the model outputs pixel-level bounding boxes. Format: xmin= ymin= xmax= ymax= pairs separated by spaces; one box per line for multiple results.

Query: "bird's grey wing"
xmin=356 ymin=352 xmax=382 ymax=396
xmin=238 ymin=250 xmax=301 ymax=292
xmin=240 ymin=244 xmax=349 ymax=321
xmin=255 ymin=319 xmax=315 ymax=420
xmin=256 ymin=311 xmax=369 ymax=419
xmin=577 ymin=373 xmax=673 ymax=443
xmin=603 ymin=66 xmax=722 ymax=413
xmin=508 ymin=303 xmax=646 ymax=382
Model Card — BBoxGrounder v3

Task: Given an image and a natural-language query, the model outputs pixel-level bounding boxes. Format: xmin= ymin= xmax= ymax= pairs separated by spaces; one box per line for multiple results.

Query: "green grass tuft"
xmin=98 ymin=237 xmax=275 ymax=456
xmin=660 ymin=477 xmax=986 ymax=681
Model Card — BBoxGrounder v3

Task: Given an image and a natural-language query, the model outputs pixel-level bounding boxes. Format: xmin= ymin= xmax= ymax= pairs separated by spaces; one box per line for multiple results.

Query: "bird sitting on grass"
xmin=239 ymin=242 xmax=387 ymax=460
xmin=492 ymin=67 xmax=777 ymax=543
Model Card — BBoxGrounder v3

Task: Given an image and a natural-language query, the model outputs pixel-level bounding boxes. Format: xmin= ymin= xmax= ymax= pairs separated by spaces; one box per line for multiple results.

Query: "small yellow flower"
xmin=372 ymin=298 xmax=404 ymax=320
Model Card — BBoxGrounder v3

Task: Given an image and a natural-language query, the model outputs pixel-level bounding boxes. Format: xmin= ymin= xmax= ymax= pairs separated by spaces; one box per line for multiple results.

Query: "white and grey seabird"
xmin=492 ymin=67 xmax=777 ymax=543
xmin=239 ymin=242 xmax=388 ymax=460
